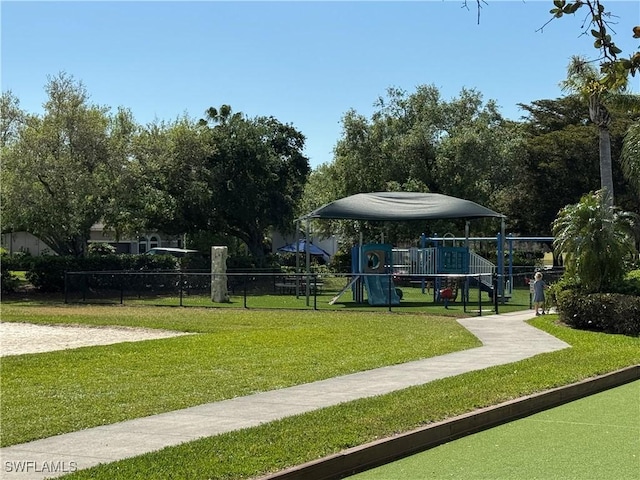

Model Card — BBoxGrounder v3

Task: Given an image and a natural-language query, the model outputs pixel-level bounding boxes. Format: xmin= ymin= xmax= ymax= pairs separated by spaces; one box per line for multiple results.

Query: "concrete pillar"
xmin=211 ymin=246 xmax=230 ymax=303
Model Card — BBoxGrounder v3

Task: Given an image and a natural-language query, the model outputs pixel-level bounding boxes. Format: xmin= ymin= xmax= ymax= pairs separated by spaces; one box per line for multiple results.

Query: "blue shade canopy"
xmin=277 ymin=240 xmax=330 ymax=261
xmin=301 ymin=192 xmax=505 ymax=221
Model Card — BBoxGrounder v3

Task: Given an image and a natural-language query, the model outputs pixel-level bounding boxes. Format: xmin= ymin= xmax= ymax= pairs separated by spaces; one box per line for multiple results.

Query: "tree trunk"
xmin=599 ymin=125 xmax=614 ymax=207
xmin=231 ymin=227 xmax=267 ymax=267
xmin=589 ymin=95 xmax=614 ymax=207
xmin=245 ymin=235 xmax=267 ymax=267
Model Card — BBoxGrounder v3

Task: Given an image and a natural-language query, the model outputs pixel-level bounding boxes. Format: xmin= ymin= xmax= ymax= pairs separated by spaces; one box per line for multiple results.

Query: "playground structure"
xmin=351 ymin=243 xmax=402 ymax=306
xmin=296 ymin=192 xmax=511 ymax=307
xmin=345 ymin=234 xmax=555 ymax=306
xmin=348 ymin=240 xmax=492 ymax=306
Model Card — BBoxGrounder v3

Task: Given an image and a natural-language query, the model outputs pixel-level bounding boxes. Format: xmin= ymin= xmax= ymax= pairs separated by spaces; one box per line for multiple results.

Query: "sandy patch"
xmin=0 ymin=322 xmax=190 ymax=356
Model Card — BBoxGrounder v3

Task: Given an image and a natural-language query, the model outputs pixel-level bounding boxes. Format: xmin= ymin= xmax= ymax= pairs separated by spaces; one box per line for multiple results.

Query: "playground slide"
xmin=364 ymin=275 xmax=401 ymax=306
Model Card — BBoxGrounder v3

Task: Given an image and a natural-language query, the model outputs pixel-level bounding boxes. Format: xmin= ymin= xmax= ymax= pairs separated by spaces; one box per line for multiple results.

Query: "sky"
xmin=2 ymin=0 xmax=639 ymax=169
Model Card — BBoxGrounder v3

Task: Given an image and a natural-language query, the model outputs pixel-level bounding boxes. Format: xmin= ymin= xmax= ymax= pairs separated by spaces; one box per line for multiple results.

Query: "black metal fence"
xmin=64 ymin=271 xmax=324 ymax=308
xmin=62 ymin=268 xmax=564 ymax=314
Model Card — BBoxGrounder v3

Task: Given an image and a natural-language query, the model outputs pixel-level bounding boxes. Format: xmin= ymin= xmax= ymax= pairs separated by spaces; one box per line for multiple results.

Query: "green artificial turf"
xmin=353 ymin=380 xmax=640 ymax=479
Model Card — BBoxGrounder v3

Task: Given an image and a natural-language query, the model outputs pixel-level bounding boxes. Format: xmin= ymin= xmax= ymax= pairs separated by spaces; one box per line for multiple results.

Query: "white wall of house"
xmin=1 ymin=232 xmax=56 ymax=256
xmin=89 ymin=222 xmax=181 ymax=254
xmin=1 ymin=224 xmax=181 ymax=256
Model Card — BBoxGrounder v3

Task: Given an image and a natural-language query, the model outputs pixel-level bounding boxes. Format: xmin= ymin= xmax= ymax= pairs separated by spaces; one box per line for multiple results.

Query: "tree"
xmin=122 ymin=116 xmax=216 ymax=238
xmin=1 ymin=73 xmax=117 ymax=256
xmin=322 ymin=85 xmax=522 ymax=243
xmin=0 ymin=91 xmax=25 ymax=147
xmin=467 ymin=1 xmax=640 ymax=85
xmin=560 ymin=56 xmax=640 ymax=206
xmin=503 ymin=96 xmax=639 ymax=235
xmin=562 ymin=57 xmax=614 ymax=202
xmin=298 ymin=162 xmax=344 ymax=239
xmin=552 ymin=189 xmax=638 ymax=293
xmin=620 ymin=121 xmax=640 ymax=196
xmin=516 ymin=125 xmax=600 ymax=235
xmin=543 ymin=0 xmax=640 ymax=89
xmin=99 ymin=107 xmax=150 ymax=239
xmin=197 ymin=106 xmax=310 ymax=262
xmin=510 ymin=97 xmax=599 ymax=234
xmin=433 ymin=104 xmax=514 ymax=208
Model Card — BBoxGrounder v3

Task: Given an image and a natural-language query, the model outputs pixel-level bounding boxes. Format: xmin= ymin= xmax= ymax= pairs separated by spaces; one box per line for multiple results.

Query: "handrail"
xmin=468 ymin=251 xmax=495 ymax=288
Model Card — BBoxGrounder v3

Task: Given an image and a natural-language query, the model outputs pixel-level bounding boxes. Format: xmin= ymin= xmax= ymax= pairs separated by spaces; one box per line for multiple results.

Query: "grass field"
xmin=59 ymin=279 xmax=533 ymax=316
xmin=352 ymin=380 xmax=640 ymax=479
xmin=1 ymin=299 xmax=638 ymax=479
xmin=1 ymin=304 xmax=479 ymax=446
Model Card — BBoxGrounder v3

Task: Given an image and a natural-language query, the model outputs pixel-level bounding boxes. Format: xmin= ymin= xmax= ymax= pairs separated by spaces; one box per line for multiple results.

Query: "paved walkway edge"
xmin=260 ymin=365 xmax=640 ymax=480
xmin=0 ymin=310 xmax=574 ymax=479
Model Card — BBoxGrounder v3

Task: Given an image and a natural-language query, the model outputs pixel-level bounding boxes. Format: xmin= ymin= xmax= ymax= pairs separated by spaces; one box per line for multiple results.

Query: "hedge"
xmin=556 ymin=290 xmax=640 ymax=336
xmin=24 ymin=255 xmax=179 ymax=292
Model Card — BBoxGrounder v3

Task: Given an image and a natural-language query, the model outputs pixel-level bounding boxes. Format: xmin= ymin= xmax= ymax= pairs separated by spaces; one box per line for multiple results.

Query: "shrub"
xmin=619 ymin=269 xmax=640 ymax=296
xmin=3 ymin=251 xmax=36 ymax=270
xmin=555 ymin=289 xmax=640 ymax=336
xmin=328 ymin=249 xmax=351 ymax=273
xmin=87 ymin=243 xmax=117 ymax=255
xmin=25 ymin=255 xmax=178 ymax=292
xmin=1 ymin=254 xmax=20 ymax=293
xmin=179 ymin=252 xmax=210 ymax=271
xmin=552 ymin=190 xmax=638 ymax=293
xmin=26 ymin=256 xmax=81 ymax=292
xmin=227 ymin=254 xmax=281 ymax=271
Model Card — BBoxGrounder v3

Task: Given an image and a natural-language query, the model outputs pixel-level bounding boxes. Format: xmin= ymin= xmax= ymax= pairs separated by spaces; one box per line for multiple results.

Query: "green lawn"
xmin=1 ymin=304 xmax=479 ymax=446
xmin=60 ymin=281 xmax=532 ymax=316
xmin=2 ymin=301 xmax=638 ymax=480
xmin=60 ymin=314 xmax=639 ymax=480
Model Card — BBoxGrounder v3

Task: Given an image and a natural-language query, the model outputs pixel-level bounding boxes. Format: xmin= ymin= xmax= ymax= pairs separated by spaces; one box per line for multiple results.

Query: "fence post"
xmin=243 ymin=274 xmax=248 ymax=308
xmin=313 ymin=273 xmax=318 ymax=310
xmin=388 ymin=273 xmax=392 ymax=312
xmin=179 ymin=272 xmax=184 ymax=307
xmin=477 ymin=274 xmax=482 ymax=316
xmin=120 ymin=273 xmax=124 ymax=305
xmin=64 ymin=272 xmax=69 ymax=304
xmin=493 ymin=274 xmax=499 ymax=314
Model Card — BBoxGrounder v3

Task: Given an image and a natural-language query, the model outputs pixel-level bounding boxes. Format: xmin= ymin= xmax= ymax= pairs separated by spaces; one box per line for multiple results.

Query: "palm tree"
xmin=561 ymin=56 xmax=640 ymax=207
xmin=621 ymin=121 xmax=640 ymax=196
xmin=552 ymin=189 xmax=638 ymax=293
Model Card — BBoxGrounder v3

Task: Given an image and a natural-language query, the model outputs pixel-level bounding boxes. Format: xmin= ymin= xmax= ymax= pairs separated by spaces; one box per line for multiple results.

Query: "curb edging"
xmin=260 ymin=365 xmax=640 ymax=480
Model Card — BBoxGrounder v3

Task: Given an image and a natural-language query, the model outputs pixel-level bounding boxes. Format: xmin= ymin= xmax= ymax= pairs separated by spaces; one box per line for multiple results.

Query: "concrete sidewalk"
xmin=0 ymin=310 xmax=569 ymax=479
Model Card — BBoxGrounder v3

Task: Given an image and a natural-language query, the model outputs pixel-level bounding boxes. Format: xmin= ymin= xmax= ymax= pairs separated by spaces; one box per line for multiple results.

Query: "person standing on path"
xmin=533 ymin=271 xmax=547 ymax=315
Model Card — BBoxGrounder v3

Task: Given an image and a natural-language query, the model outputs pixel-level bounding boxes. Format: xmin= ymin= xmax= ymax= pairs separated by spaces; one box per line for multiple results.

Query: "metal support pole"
xmin=305 ymin=218 xmax=311 ymax=306
xmin=500 ymin=218 xmax=506 ymax=303
xmin=388 ymin=272 xmax=392 ymax=312
xmin=313 ymin=273 xmax=318 ymax=310
xmin=478 ymin=274 xmax=482 ymax=316
xmin=243 ymin=274 xmax=248 ymax=309
xmin=493 ymin=274 xmax=499 ymax=314
xmin=295 ymin=219 xmax=301 ymax=299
